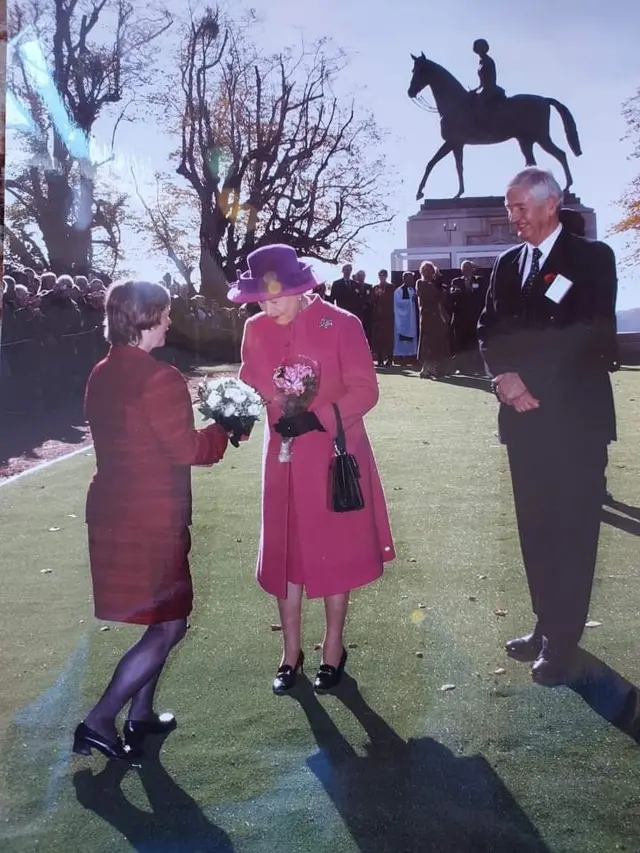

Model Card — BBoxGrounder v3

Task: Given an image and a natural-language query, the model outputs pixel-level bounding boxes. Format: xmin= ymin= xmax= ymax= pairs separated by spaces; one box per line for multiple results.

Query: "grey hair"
xmin=507 ymin=167 xmax=562 ymax=204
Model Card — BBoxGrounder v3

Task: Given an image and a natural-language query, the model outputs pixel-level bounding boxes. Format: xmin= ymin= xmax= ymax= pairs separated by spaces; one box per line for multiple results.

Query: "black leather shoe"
xmin=505 ymin=628 xmax=543 ymax=663
xmin=273 ymin=651 xmax=304 ymax=695
xmin=314 ymin=648 xmax=348 ymax=692
xmin=123 ymin=712 xmax=177 ymax=750
xmin=531 ymin=654 xmax=571 ymax=687
xmin=73 ymin=722 xmax=142 ymax=763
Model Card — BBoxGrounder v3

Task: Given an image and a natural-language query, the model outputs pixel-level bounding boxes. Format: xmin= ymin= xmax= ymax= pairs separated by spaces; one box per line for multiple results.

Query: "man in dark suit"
xmin=478 ymin=167 xmax=617 ymax=687
xmin=330 ymin=263 xmax=358 ymax=314
xmin=449 ymin=260 xmax=487 ymax=374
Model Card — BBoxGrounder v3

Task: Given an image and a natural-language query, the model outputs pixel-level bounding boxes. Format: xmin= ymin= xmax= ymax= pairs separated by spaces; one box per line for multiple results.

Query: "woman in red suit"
xmin=73 ymin=280 xmax=228 ymax=762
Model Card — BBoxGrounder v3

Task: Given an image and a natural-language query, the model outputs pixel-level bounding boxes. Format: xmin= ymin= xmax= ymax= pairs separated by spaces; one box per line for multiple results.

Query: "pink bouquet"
xmin=273 ymin=356 xmax=320 ymax=462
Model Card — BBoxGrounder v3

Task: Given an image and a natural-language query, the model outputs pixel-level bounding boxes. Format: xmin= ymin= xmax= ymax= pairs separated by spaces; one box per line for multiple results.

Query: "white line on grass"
xmin=0 ymin=443 xmax=94 ymax=488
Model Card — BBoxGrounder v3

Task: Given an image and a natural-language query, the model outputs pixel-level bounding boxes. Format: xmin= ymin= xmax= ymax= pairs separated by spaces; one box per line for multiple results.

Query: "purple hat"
xmin=227 ymin=244 xmax=317 ymax=304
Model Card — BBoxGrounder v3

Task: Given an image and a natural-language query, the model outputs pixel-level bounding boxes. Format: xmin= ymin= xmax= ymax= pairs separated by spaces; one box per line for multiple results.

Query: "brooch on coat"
xmin=320 ymin=317 xmax=333 ymax=329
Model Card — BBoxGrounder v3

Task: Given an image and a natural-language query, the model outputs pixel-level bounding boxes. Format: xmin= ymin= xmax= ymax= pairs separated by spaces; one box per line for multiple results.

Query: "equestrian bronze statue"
xmin=408 ymin=44 xmax=582 ymax=200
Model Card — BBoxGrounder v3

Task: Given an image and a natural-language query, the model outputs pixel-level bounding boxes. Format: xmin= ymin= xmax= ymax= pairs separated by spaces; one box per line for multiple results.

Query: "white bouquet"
xmin=197 ymin=376 xmax=263 ymax=446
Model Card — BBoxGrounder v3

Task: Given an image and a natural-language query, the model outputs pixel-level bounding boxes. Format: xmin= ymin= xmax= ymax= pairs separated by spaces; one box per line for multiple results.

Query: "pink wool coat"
xmin=239 ymin=295 xmax=395 ymax=599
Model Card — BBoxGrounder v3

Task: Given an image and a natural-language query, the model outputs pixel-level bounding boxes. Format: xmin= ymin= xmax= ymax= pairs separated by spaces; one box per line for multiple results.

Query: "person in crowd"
xmin=416 ymin=261 xmax=451 ymax=379
xmin=449 ymin=260 xmax=486 ymax=375
xmin=39 ymin=274 xmax=83 ymax=399
xmin=394 ymin=272 xmax=419 ymax=366
xmin=38 ymin=271 xmax=56 ymax=294
xmin=478 ymin=167 xmax=617 ymax=687
xmin=74 ymin=279 xmax=229 ymax=762
xmin=312 ymin=282 xmax=328 ymax=300
xmin=330 ymin=263 xmax=359 ymax=316
xmin=23 ymin=267 xmax=40 ymax=294
xmin=353 ymin=270 xmax=374 ymax=345
xmin=371 ymin=269 xmax=395 ymax=368
xmin=230 ymin=244 xmax=394 ymax=695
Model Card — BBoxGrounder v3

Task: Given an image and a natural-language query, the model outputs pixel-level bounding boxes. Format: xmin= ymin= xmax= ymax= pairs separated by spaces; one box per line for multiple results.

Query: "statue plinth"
xmin=391 ymin=193 xmax=597 ymax=272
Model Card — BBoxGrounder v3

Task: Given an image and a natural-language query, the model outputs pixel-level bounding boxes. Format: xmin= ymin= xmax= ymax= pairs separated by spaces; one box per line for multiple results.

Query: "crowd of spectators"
xmin=0 ymin=268 xmax=250 ymax=415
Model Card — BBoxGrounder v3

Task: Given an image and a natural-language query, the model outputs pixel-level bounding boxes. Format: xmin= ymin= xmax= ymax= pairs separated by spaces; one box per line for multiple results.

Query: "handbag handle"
xmin=332 ymin=403 xmax=346 ymax=455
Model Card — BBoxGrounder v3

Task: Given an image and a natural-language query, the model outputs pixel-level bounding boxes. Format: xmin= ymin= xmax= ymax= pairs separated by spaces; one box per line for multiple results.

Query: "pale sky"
xmin=9 ymin=0 xmax=640 ymax=309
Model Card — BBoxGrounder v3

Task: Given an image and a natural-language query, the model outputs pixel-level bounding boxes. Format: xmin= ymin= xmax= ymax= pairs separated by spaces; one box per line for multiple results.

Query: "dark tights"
xmin=85 ymin=618 xmax=187 ymax=740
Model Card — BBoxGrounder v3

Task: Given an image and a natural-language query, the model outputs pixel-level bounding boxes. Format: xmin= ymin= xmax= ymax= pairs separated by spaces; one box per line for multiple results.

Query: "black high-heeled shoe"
xmin=123 ymin=712 xmax=177 ymax=750
xmin=272 ymin=650 xmax=304 ymax=695
xmin=314 ymin=648 xmax=348 ymax=692
xmin=73 ymin=722 xmax=142 ymax=763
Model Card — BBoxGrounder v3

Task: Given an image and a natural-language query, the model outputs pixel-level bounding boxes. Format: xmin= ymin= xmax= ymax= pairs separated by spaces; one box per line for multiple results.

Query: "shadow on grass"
xmin=567 ymin=649 xmax=640 ymax=743
xmin=601 ymin=499 xmax=640 ymax=538
xmin=73 ymin=735 xmax=234 ymax=852
xmin=437 ymin=373 xmax=494 ymax=393
xmin=289 ymin=674 xmax=551 ymax=853
xmin=0 ymin=396 xmax=88 ymax=468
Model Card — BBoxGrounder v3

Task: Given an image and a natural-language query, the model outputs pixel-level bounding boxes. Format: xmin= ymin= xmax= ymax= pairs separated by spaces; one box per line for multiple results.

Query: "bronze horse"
xmin=408 ymin=53 xmax=582 ymax=200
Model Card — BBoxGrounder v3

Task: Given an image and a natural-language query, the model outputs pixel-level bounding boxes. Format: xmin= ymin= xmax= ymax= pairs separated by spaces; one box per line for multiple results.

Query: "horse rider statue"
xmin=472 ymin=39 xmax=506 ymax=127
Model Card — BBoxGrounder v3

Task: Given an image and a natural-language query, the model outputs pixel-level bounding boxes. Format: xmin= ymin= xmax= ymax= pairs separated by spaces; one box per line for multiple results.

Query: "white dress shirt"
xmin=520 ymin=223 xmax=563 ymax=286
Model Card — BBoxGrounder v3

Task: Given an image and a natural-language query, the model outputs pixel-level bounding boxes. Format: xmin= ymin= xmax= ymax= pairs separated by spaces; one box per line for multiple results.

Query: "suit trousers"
xmin=506 ymin=432 xmax=608 ymax=653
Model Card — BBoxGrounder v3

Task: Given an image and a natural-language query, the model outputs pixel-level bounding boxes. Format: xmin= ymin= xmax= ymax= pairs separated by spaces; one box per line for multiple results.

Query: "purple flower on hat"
xmin=227 ymin=244 xmax=317 ymax=304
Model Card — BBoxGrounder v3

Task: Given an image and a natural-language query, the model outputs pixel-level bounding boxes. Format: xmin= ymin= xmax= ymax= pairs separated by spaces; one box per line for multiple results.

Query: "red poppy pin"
xmin=544 ymin=273 xmax=557 ymax=285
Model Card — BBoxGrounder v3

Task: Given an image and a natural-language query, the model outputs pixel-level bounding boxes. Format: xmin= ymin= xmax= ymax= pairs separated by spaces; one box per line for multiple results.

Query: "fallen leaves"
xmin=440 ymin=684 xmax=456 ymax=692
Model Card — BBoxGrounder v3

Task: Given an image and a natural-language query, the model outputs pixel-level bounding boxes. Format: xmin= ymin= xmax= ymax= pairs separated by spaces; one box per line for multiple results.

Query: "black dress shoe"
xmin=531 ymin=654 xmax=571 ymax=687
xmin=123 ymin=712 xmax=177 ymax=750
xmin=505 ymin=628 xmax=543 ymax=663
xmin=273 ymin=651 xmax=304 ymax=695
xmin=73 ymin=722 xmax=142 ymax=763
xmin=314 ymin=648 xmax=348 ymax=692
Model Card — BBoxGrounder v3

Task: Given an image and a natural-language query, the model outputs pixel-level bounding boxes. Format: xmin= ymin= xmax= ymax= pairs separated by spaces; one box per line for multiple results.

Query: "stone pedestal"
xmin=391 ymin=193 xmax=597 ymax=272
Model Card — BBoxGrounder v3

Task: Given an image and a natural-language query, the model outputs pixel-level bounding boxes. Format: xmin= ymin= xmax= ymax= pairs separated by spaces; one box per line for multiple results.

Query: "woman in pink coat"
xmin=230 ymin=245 xmax=395 ymax=694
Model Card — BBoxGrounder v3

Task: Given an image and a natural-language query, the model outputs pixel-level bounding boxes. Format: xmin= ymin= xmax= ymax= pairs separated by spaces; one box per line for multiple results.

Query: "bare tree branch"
xmin=171 ymin=10 xmax=394 ymax=301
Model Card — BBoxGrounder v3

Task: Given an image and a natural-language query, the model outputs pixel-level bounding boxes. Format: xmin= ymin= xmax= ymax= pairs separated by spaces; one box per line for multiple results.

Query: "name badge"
xmin=545 ymin=274 xmax=573 ymax=304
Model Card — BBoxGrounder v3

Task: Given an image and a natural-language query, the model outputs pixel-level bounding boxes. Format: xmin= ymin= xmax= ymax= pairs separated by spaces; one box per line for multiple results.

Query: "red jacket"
xmin=85 ymin=346 xmax=226 ymax=533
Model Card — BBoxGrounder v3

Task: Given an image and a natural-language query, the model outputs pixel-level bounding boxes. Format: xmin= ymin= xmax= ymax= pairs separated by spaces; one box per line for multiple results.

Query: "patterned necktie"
xmin=522 ymin=247 xmax=542 ymax=296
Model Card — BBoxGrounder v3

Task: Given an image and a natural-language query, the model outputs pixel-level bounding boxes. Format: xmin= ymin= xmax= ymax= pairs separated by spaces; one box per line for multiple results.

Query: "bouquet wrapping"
xmin=197 ymin=376 xmax=263 ymax=446
xmin=273 ymin=357 xmax=320 ymax=463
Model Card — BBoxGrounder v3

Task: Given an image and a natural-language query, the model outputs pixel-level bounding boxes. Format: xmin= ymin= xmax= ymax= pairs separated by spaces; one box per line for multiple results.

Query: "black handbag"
xmin=329 ymin=404 xmax=365 ymax=513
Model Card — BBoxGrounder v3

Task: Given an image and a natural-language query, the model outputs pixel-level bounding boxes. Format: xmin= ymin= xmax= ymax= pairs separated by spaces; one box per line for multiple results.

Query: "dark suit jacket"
xmin=477 ymin=228 xmax=617 ymax=444
xmin=330 ymin=278 xmax=358 ymax=314
xmin=449 ymin=275 xmax=487 ymax=332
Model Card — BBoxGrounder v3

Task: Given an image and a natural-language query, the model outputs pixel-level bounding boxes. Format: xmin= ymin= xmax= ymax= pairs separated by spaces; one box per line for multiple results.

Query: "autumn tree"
xmin=611 ymin=88 xmax=640 ymax=265
xmin=168 ymin=8 xmax=393 ymax=302
xmin=4 ymin=0 xmax=172 ymax=276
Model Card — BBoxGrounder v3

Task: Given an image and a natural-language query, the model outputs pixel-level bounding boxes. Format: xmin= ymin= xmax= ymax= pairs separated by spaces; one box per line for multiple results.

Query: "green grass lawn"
xmin=1 ymin=368 xmax=639 ymax=853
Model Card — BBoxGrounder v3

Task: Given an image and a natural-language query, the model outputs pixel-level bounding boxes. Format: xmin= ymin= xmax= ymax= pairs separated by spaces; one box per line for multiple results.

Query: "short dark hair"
xmin=104 ymin=279 xmax=170 ymax=346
